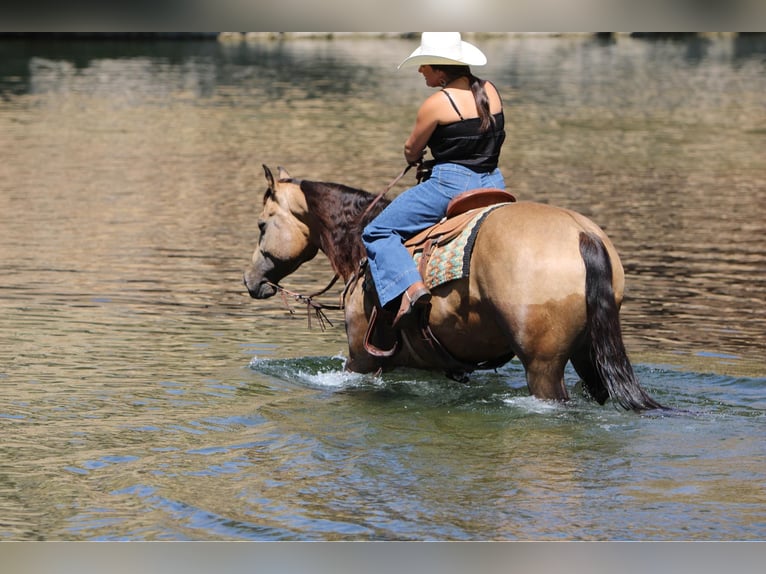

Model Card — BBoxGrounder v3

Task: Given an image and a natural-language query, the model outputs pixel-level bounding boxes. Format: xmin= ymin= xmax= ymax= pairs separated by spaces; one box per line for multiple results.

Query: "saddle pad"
xmin=411 ymin=204 xmax=505 ymax=290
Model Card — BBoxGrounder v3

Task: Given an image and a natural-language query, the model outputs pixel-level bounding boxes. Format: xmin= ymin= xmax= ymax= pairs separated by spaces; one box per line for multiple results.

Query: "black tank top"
xmin=427 ymin=89 xmax=505 ymax=173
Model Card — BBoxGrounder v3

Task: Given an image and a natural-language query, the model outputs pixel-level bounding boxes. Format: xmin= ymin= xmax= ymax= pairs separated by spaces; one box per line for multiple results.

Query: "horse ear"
xmin=262 ymin=164 xmax=275 ymax=190
xmin=277 ymin=166 xmax=291 ymax=180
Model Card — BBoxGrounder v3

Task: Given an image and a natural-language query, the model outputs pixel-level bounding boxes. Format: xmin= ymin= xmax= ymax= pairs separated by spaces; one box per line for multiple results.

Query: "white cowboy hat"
xmin=398 ymin=32 xmax=487 ymax=69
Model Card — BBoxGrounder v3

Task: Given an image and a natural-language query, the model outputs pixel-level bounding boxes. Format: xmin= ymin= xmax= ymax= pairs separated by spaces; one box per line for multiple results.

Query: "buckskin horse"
xmin=244 ymin=165 xmax=664 ymax=411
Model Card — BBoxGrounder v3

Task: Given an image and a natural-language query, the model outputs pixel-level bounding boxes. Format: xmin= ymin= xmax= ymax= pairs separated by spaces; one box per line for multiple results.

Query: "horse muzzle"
xmin=243 ymin=272 xmax=278 ymax=299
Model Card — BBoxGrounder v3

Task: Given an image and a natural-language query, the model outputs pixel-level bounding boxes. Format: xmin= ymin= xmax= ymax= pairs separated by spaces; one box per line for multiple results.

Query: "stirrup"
xmin=363 ymin=307 xmax=399 ymax=358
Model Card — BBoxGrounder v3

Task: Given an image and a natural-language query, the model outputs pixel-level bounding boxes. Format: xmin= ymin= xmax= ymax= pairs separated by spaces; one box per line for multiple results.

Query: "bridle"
xmin=266 ymin=162 xmax=416 ymax=330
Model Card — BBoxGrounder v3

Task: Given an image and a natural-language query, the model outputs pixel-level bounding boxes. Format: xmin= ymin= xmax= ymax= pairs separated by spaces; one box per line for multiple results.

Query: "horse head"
xmin=243 ymin=165 xmax=319 ymax=299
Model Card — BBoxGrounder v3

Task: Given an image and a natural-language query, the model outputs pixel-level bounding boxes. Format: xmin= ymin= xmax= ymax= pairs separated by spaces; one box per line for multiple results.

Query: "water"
xmin=0 ymin=34 xmax=765 ymax=540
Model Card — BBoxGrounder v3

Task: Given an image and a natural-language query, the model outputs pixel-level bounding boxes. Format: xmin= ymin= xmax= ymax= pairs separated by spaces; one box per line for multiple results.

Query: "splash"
xmin=249 ymin=353 xmax=377 ymax=390
xmin=501 ymin=395 xmax=561 ymax=414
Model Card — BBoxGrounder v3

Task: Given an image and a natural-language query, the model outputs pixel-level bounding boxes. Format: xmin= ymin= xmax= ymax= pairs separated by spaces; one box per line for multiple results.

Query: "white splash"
xmin=501 ymin=395 xmax=560 ymax=414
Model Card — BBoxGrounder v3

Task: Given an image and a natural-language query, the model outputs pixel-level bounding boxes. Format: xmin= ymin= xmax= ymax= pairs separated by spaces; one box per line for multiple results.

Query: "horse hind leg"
xmin=570 ymin=345 xmax=610 ymax=405
xmin=523 ymin=355 xmax=571 ymax=402
xmin=493 ymin=295 xmax=575 ymax=402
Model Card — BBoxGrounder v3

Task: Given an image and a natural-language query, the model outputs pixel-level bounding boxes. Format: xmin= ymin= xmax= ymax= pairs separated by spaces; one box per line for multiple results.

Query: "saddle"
xmin=405 ymin=188 xmax=516 ymax=280
xmin=363 ymin=188 xmax=516 ymax=369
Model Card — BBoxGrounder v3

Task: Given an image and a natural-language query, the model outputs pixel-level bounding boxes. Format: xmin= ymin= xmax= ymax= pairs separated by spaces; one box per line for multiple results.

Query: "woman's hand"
xmin=406 ymin=148 xmax=424 ymax=166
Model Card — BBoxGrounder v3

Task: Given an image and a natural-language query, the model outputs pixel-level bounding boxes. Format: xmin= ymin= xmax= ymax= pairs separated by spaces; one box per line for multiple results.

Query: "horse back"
xmin=470 ymin=201 xmax=625 ymax=303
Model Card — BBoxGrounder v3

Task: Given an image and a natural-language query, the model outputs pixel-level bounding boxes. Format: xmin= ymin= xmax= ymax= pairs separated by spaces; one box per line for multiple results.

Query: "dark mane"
xmin=298 ymin=179 xmax=390 ymax=279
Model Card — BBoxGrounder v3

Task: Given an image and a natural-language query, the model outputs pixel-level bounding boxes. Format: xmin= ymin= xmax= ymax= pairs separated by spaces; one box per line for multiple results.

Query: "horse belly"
xmin=424 ymin=280 xmax=513 ymax=365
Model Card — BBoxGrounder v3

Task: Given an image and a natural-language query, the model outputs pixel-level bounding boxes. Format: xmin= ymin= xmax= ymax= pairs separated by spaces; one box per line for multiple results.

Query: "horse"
xmin=244 ymin=165 xmax=665 ymax=412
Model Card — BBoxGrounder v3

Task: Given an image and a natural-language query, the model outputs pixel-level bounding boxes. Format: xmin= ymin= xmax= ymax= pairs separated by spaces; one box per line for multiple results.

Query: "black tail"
xmin=578 ymin=232 xmax=665 ymax=411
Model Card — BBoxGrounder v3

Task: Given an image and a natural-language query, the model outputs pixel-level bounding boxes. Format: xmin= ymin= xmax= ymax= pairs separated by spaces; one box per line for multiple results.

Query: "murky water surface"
xmin=1 ymin=35 xmax=765 ymax=540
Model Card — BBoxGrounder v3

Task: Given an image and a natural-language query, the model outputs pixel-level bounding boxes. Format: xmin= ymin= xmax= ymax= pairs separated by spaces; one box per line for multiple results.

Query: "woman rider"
xmin=362 ymin=32 xmax=506 ymax=327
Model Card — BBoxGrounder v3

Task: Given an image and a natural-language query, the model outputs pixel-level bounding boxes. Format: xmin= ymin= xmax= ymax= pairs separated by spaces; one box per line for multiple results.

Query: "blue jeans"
xmin=362 ymin=163 xmax=505 ymax=308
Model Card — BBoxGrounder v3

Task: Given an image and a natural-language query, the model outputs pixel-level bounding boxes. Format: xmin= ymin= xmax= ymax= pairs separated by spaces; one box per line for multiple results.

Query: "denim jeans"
xmin=362 ymin=163 xmax=505 ymax=307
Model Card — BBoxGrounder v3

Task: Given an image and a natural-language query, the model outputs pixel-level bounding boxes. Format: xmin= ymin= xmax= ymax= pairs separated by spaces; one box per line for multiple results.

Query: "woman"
xmin=362 ymin=32 xmax=506 ymax=327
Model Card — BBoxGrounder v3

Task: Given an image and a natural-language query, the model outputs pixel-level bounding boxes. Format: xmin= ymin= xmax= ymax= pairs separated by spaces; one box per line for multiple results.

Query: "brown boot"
xmin=392 ymin=281 xmax=431 ymax=328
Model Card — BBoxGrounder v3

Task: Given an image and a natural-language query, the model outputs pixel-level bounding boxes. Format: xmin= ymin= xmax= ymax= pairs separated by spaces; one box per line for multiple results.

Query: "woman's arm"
xmin=403 ymin=95 xmax=441 ymax=165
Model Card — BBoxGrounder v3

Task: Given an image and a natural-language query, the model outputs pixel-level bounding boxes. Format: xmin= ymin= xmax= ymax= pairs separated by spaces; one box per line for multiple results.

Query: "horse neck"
xmin=300 ymin=180 xmax=383 ymax=280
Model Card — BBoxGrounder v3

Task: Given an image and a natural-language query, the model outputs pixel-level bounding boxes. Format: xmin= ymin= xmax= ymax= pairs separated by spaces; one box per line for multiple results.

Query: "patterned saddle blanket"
xmin=405 ymin=202 xmax=509 ymax=289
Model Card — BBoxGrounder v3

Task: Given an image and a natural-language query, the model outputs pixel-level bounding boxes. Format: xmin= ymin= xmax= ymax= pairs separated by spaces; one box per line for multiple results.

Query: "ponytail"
xmin=432 ymin=65 xmax=495 ymax=133
xmin=469 ymin=74 xmax=494 ymax=132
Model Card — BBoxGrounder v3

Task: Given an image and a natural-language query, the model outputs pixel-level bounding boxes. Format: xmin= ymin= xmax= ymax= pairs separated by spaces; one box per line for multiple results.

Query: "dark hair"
xmin=431 ymin=64 xmax=494 ymax=132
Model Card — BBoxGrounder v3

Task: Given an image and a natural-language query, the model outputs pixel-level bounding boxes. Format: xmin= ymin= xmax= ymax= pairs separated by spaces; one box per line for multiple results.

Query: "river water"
xmin=0 ymin=34 xmax=764 ymax=540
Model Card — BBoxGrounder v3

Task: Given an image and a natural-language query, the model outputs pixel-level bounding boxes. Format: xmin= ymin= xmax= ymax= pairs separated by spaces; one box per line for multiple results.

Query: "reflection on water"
xmin=0 ymin=34 xmax=765 ymax=541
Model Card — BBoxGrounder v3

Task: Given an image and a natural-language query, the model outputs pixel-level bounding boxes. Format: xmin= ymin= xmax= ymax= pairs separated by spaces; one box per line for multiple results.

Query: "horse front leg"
xmin=343 ymin=314 xmax=381 ymax=373
xmin=342 ymin=285 xmax=386 ymax=374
